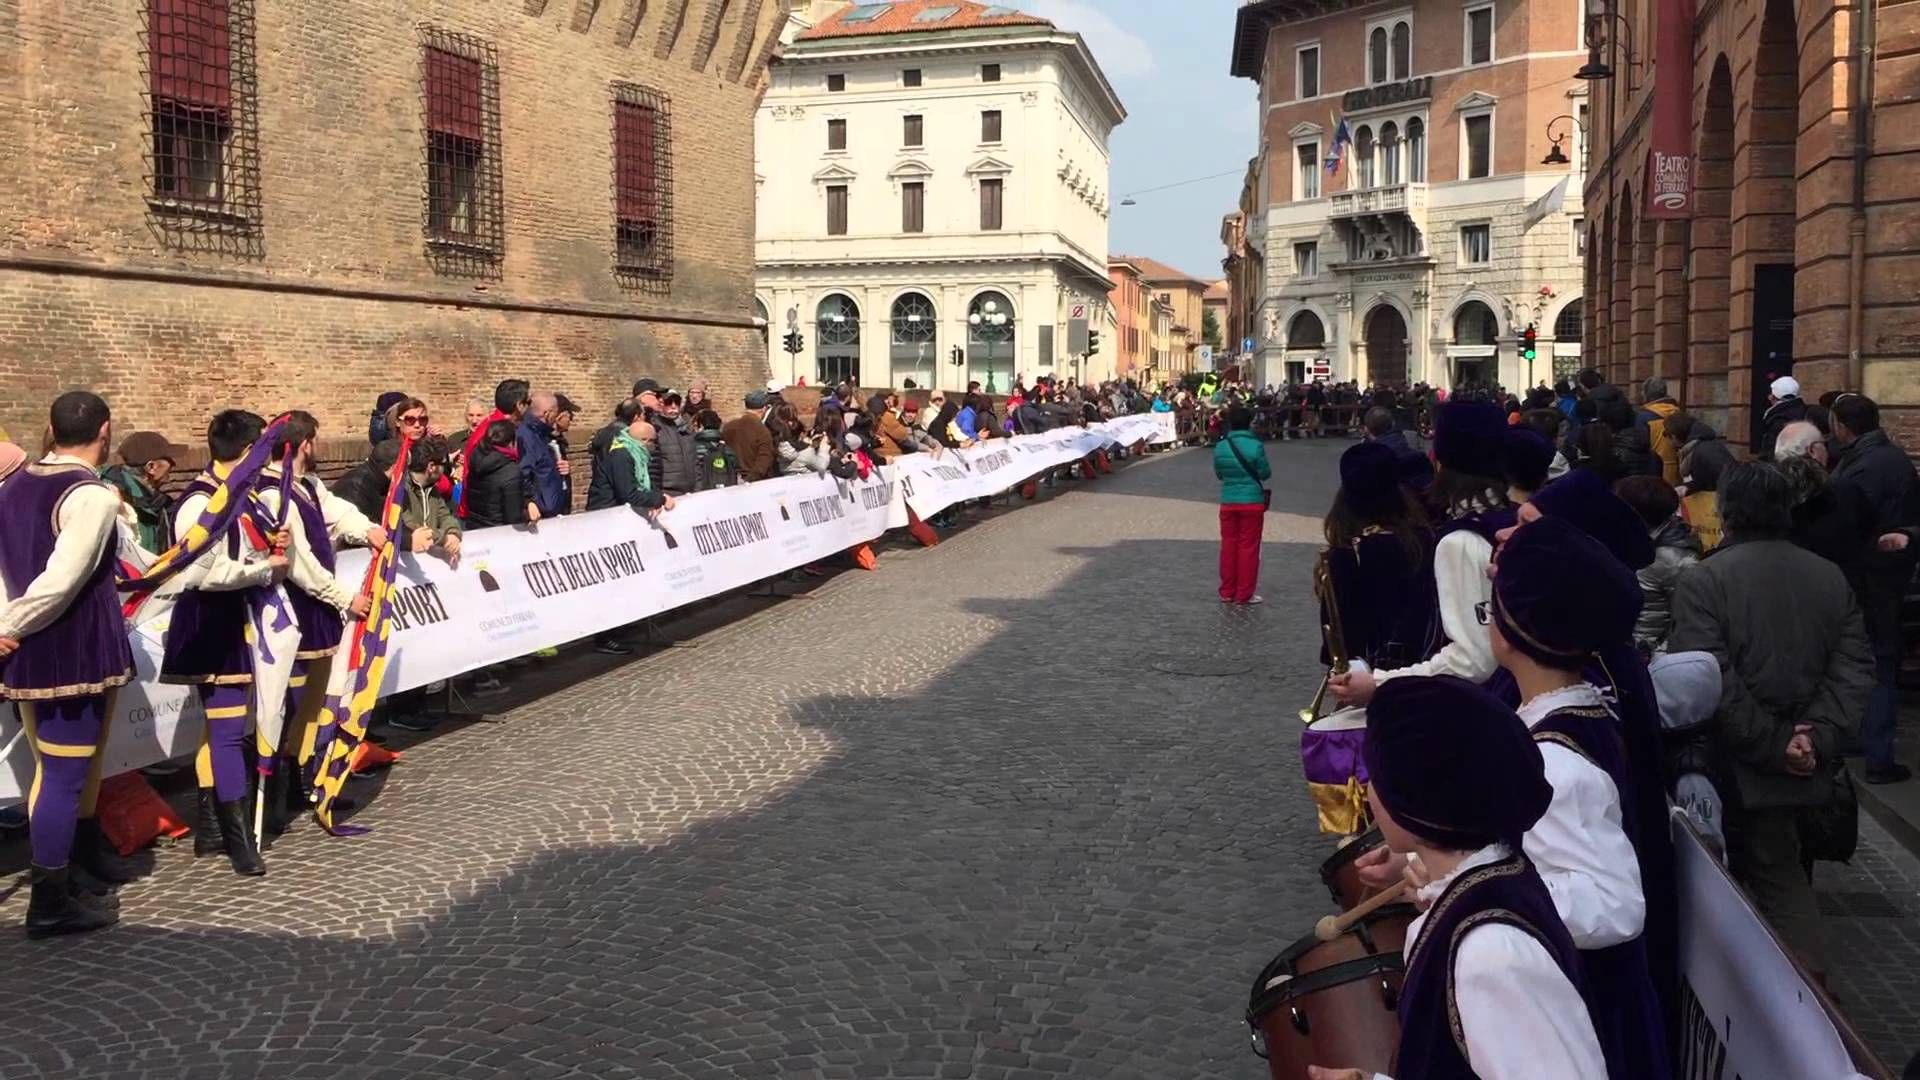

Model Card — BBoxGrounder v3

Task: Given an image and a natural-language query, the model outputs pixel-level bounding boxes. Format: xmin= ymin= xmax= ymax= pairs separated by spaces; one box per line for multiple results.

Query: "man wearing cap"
xmin=1331 ymin=400 xmax=1513 ymax=709
xmin=1306 ymin=676 xmax=1607 ymax=1080
xmin=0 ymin=391 xmax=136 ymax=936
xmin=1758 ymin=375 xmax=1807 ymax=461
xmin=721 ymin=391 xmax=777 ymax=481
xmin=105 ymin=430 xmax=186 ymax=553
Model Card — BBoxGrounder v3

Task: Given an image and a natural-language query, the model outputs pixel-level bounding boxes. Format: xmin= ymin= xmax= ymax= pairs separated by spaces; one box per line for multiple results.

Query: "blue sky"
xmin=1008 ymin=0 xmax=1254 ymax=281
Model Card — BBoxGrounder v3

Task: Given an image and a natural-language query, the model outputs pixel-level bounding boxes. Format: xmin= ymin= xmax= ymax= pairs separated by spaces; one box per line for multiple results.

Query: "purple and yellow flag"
xmin=120 ymin=414 xmax=292 ymax=610
xmin=311 ymin=436 xmax=411 ymax=835
xmin=1301 ymin=708 xmax=1371 ymax=836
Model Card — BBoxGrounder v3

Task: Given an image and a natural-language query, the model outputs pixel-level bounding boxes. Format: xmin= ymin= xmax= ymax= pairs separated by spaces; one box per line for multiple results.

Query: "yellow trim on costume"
xmin=31 ymin=740 xmax=97 ymax=758
xmin=288 ymin=676 xmax=308 ymax=688
xmin=0 ymin=671 xmax=135 ymax=700
xmin=204 ymin=705 xmax=250 ymax=720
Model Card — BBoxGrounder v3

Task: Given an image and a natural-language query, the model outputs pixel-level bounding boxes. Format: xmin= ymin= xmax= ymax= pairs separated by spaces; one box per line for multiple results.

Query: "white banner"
xmin=1147 ymin=412 xmax=1179 ymax=444
xmin=0 ymin=415 xmax=1164 ymax=803
xmin=1671 ymin=812 xmax=1874 ymax=1079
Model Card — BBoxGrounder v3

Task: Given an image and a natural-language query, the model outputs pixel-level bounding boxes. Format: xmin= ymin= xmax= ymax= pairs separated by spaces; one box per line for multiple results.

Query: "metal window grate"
xmin=141 ymin=0 xmax=262 ymax=255
xmin=419 ymin=27 xmax=504 ymax=276
xmin=611 ymin=83 xmax=675 ymax=288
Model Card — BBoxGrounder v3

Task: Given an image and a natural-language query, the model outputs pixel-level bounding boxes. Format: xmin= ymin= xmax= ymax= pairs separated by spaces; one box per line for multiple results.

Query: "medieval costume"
xmin=1323 ymin=442 xmax=1439 ymax=670
xmin=1491 ymin=516 xmax=1672 ymax=1079
xmin=0 ymin=455 xmax=135 ymax=936
xmin=1362 ymin=675 xmax=1607 ymax=1080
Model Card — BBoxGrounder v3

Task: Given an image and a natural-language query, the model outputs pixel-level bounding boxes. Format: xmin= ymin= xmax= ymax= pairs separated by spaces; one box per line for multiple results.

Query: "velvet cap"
xmin=1362 ymin=675 xmax=1553 ymax=851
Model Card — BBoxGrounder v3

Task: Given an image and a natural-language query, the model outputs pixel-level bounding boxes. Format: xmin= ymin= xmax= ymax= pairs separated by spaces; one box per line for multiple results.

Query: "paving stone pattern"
xmin=2 ymin=442 xmax=1916 ymax=1076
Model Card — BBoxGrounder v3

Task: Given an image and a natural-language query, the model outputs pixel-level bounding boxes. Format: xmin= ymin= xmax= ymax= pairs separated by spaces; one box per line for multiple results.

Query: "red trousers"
xmin=1218 ymin=503 xmax=1265 ymax=603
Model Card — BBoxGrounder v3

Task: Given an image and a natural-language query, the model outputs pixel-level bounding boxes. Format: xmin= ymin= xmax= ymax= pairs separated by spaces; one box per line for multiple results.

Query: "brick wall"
xmin=0 ymin=0 xmax=790 ymax=447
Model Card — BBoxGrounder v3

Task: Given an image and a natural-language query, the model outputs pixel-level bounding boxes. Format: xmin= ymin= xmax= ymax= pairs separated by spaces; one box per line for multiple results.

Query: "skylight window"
xmin=913 ymin=4 xmax=960 ymax=21
xmin=981 ymin=5 xmax=1020 ymax=14
xmin=842 ymin=3 xmax=892 ymax=22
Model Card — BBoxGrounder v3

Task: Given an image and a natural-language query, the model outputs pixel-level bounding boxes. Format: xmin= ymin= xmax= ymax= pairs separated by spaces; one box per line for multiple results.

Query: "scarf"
xmin=612 ymin=428 xmax=653 ymax=492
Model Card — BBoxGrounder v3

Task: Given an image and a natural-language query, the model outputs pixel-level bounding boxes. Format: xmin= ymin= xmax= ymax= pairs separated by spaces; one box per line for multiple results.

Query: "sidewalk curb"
xmin=1850 ymin=758 xmax=1920 ymax=861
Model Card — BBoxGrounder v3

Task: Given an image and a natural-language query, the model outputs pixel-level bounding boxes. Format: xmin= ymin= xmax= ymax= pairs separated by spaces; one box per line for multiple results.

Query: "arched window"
xmin=1407 ymin=118 xmax=1426 ymax=183
xmin=890 ymin=292 xmax=937 ymax=385
xmin=1453 ymin=301 xmax=1499 ymax=347
xmin=754 ymin=297 xmax=771 ymax=346
xmin=1379 ymin=122 xmax=1402 ymax=185
xmin=1391 ymin=22 xmax=1411 ymax=80
xmin=1354 ymin=125 xmax=1375 ymax=189
xmin=966 ymin=291 xmax=1016 ymax=393
xmin=1287 ymin=311 xmax=1326 ymax=348
xmin=1370 ymin=28 xmax=1389 ymax=84
xmin=816 ymin=293 xmax=862 ymax=385
xmin=1554 ymin=298 xmax=1583 ymax=342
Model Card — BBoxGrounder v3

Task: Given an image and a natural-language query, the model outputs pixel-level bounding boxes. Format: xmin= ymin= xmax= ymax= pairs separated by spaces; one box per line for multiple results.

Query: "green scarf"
xmin=613 ymin=428 xmax=653 ymax=492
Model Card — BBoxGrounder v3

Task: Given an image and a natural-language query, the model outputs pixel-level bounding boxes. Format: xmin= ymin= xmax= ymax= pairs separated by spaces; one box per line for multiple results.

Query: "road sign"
xmin=1196 ymin=345 xmax=1214 ymax=369
xmin=785 ymin=306 xmax=799 ymax=330
xmin=1068 ymin=318 xmax=1090 ymax=354
xmin=1242 ymin=336 xmax=1256 ymax=353
xmin=1071 ymin=303 xmax=1088 ymax=320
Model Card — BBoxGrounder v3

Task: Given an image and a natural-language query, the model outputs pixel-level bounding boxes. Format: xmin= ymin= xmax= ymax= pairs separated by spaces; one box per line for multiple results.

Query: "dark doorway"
xmin=1365 ymin=306 xmax=1409 ymax=386
xmin=1285 ymin=360 xmax=1306 ymax=385
xmin=1751 ymin=263 xmax=1794 ymax=448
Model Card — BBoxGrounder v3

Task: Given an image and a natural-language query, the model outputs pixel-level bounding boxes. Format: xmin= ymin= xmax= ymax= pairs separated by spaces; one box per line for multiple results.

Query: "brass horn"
xmin=1300 ymin=550 xmax=1351 ymax=724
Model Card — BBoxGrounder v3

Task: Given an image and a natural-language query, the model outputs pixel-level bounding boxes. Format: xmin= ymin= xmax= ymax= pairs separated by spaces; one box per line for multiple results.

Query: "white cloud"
xmin=1019 ymin=0 xmax=1156 ymax=79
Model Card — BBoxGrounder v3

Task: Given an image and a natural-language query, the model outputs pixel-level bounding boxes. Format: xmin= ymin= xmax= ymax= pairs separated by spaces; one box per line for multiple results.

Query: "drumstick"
xmin=1314 ymin=878 xmax=1412 ymax=941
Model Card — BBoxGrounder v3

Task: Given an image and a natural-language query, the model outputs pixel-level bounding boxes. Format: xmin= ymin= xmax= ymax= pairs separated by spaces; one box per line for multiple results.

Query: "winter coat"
xmin=1634 ymin=515 xmax=1702 ymax=654
xmin=585 ymin=446 xmax=667 ymax=513
xmin=1667 ymin=538 xmax=1873 ymax=810
xmin=104 ymin=465 xmax=172 ymax=553
xmin=465 ymin=444 xmax=529 ymax=528
xmin=1757 ymin=396 xmax=1808 ymax=460
xmin=719 ymin=410 xmax=777 ymax=481
xmin=778 ymin=437 xmax=832 ymax=475
xmin=1830 ymin=428 xmax=1918 ymax=657
xmin=1586 ymin=383 xmax=1635 ymax=432
xmin=1633 ymin=399 xmax=1683 ymax=484
xmin=400 ymin=474 xmax=461 ymax=545
xmin=516 ymin=418 xmax=566 ymax=517
xmin=654 ymin=423 xmax=699 ymax=494
xmin=1212 ymin=430 xmax=1271 ymax=506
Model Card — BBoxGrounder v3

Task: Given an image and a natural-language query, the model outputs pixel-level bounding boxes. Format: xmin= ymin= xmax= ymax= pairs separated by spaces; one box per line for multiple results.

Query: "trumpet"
xmin=1299 ymin=550 xmax=1351 ymax=724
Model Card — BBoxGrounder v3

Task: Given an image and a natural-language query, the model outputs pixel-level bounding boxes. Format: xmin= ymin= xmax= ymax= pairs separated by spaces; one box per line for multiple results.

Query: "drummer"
xmin=1308 ymin=675 xmax=1606 ymax=1080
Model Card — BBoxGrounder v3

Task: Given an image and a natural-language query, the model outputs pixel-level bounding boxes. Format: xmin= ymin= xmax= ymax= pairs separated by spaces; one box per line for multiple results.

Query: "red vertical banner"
xmin=1646 ymin=0 xmax=1698 ymax=217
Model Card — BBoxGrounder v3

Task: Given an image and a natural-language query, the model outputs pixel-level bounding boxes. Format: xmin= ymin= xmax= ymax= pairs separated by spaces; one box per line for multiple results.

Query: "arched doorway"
xmin=1364 ymin=305 xmax=1408 ymax=387
xmin=1452 ymin=301 xmax=1498 ymax=388
xmin=1552 ymin=298 xmax=1584 ymax=382
xmin=1689 ymin=56 xmax=1736 ymax=438
xmin=816 ymin=294 xmax=861 ymax=386
xmin=966 ymin=291 xmax=1016 ymax=393
xmin=1741 ymin=0 xmax=1799 ymax=449
xmin=889 ymin=292 xmax=937 ymax=389
xmin=1286 ymin=310 xmax=1326 ymax=385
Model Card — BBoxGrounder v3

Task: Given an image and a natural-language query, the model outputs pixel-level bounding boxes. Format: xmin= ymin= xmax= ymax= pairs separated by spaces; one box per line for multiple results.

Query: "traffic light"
xmin=1087 ymin=329 xmax=1101 ymax=356
xmin=950 ymin=345 xmax=965 ymax=367
xmin=783 ymin=331 xmax=805 ymax=356
xmin=1521 ymin=324 xmax=1538 ymax=362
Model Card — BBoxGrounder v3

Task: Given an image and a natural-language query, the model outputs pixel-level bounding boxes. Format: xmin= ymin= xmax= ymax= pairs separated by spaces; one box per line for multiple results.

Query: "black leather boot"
xmin=214 ymin=799 xmax=265 ymax=877
xmin=70 ymin=819 xmax=138 ymax=885
xmin=262 ymin=767 xmax=292 ymax=837
xmin=25 ymin=865 xmax=116 ymax=939
xmin=193 ymin=789 xmax=225 ymax=857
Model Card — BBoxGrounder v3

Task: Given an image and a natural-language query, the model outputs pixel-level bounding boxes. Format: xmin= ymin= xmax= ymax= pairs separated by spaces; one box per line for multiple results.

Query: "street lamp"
xmin=1542 ymin=113 xmax=1585 ymax=166
xmin=968 ymin=299 xmax=1012 ymax=394
xmin=1575 ymin=12 xmax=1638 ymax=87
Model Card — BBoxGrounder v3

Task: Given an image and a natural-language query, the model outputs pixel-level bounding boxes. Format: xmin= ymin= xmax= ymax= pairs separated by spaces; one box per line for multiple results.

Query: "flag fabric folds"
xmin=311 ymin=436 xmax=411 ymax=834
xmin=120 ymin=414 xmax=291 ymax=607
xmin=1324 ymin=114 xmax=1352 ymax=176
xmin=249 ymin=451 xmax=302 ymax=766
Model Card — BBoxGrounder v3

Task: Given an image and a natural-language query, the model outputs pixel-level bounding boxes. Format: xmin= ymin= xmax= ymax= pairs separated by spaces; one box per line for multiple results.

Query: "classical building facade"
xmin=1108 ymin=257 xmax=1151 ymax=381
xmin=1232 ymin=0 xmax=1589 ymax=390
xmin=754 ymin=0 xmax=1125 ymax=394
xmin=0 ymin=0 xmax=785 ymax=442
xmin=1583 ymin=0 xmax=1920 ymax=449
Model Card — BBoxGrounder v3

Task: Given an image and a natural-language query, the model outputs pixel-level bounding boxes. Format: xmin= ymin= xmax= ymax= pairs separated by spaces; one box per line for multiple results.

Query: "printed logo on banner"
xmin=691 ymin=512 xmax=772 ymax=556
xmin=858 ymin=480 xmax=896 ymax=510
xmin=795 ymin=492 xmax=847 ymax=527
xmin=974 ymin=448 xmax=1013 ymax=476
xmin=521 ymin=539 xmax=647 ymax=599
xmin=476 ymin=564 xmax=503 ymax=593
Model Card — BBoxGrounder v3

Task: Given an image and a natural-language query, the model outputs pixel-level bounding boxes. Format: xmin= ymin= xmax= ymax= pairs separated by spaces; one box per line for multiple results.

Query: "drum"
xmin=1319 ymin=827 xmax=1386 ymax=911
xmin=1301 ymin=706 xmax=1370 ymax=836
xmin=1246 ymin=904 xmax=1414 ymax=1080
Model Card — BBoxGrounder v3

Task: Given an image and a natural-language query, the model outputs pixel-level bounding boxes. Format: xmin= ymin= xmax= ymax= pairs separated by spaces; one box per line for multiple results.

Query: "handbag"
xmin=1797 ymin=760 xmax=1859 ymax=864
xmin=1223 ymin=434 xmax=1273 ymax=510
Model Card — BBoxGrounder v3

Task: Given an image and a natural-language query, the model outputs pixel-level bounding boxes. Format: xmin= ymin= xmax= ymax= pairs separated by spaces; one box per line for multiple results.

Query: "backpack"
xmin=693 ymin=436 xmax=742 ymax=491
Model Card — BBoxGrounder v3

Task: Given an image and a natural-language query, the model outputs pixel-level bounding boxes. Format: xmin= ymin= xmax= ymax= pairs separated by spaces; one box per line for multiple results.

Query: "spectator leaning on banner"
xmin=466 ymin=419 xmax=533 ymax=527
xmin=105 ymin=430 xmax=186 ymax=554
xmin=400 ymin=437 xmax=462 ymax=567
xmin=458 ymin=379 xmax=530 ymax=517
xmin=586 ymin=399 xmax=675 ymax=518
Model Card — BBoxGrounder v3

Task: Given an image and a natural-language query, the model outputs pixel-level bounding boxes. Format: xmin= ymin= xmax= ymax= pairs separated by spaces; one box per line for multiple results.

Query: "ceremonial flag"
xmin=248 ymin=450 xmax=302 ymax=770
xmin=1324 ymin=114 xmax=1352 ymax=176
xmin=311 ymin=436 xmax=411 ymax=835
xmin=1521 ymin=175 xmax=1571 ymax=234
xmin=120 ymin=414 xmax=292 ymax=608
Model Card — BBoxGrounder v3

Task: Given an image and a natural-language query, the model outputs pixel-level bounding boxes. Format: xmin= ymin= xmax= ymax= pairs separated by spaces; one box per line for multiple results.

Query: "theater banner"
xmin=1646 ymin=0 xmax=1697 ymax=217
xmin=0 ymin=415 xmax=1164 ymax=803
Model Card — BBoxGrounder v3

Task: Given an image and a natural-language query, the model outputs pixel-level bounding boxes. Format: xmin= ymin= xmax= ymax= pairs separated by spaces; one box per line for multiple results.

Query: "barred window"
xmin=144 ymin=0 xmax=261 ymax=251
xmin=419 ymin=28 xmax=503 ymax=272
xmin=613 ymin=84 xmax=674 ymax=283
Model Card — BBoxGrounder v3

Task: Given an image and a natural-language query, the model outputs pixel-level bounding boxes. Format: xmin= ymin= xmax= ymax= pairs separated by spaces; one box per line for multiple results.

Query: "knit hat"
xmin=1363 ymin=675 xmax=1553 ymax=851
xmin=1431 ymin=401 xmax=1507 ymax=477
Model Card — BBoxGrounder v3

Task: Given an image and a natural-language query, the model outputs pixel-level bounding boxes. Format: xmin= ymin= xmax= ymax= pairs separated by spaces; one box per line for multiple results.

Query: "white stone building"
xmin=755 ymin=0 xmax=1125 ymax=393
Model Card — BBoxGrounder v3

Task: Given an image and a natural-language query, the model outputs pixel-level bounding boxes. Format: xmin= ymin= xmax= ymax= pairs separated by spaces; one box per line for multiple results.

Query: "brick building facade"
xmin=1585 ymin=0 xmax=1920 ymax=449
xmin=0 ymin=0 xmax=789 ymax=446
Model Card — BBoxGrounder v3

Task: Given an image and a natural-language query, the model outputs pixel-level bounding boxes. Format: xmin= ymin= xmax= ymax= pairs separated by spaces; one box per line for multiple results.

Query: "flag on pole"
xmin=1521 ymin=175 xmax=1571 ymax=233
xmin=311 ymin=436 xmax=412 ymax=835
xmin=248 ymin=450 xmax=302 ymax=771
xmin=1324 ymin=114 xmax=1353 ymax=176
xmin=120 ymin=415 xmax=292 ymax=610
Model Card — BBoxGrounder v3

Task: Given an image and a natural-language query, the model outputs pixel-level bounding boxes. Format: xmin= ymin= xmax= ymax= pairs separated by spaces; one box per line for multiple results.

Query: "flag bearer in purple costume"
xmin=253 ymin=411 xmax=382 ymax=832
xmin=1485 ymin=516 xmax=1669 ymax=1079
xmin=159 ymin=409 xmax=287 ymax=876
xmin=1306 ymin=676 xmax=1606 ymax=1080
xmin=0 ymin=391 xmax=135 ymax=937
xmin=1329 ymin=400 xmax=1513 ymax=704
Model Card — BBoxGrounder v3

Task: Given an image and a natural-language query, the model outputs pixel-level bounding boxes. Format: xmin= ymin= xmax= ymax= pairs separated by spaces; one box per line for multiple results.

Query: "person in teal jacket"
xmin=1213 ymin=404 xmax=1272 ymax=604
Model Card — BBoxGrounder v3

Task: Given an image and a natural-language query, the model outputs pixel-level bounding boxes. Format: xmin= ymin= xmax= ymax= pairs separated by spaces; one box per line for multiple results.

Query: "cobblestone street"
xmin=2 ymin=443 xmax=1917 ymax=1077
